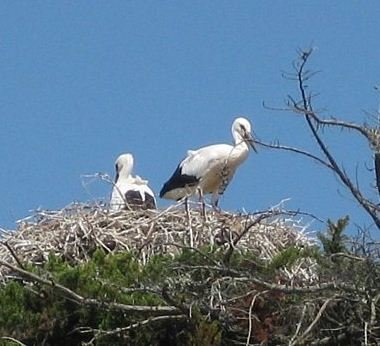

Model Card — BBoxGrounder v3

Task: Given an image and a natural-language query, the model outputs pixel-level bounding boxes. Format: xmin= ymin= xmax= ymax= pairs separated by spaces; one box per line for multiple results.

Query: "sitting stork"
xmin=159 ymin=117 xmax=257 ymax=209
xmin=110 ymin=153 xmax=156 ymax=211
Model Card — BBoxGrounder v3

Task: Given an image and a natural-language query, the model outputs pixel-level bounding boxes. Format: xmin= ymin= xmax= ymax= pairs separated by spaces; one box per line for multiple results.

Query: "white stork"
xmin=110 ymin=153 xmax=156 ymax=211
xmin=159 ymin=117 xmax=257 ymax=209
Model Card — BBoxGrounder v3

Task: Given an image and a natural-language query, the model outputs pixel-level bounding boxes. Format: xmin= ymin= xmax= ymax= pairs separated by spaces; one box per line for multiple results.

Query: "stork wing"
xmin=111 ymin=180 xmax=156 ymax=210
xmin=180 ymin=144 xmax=233 ymax=179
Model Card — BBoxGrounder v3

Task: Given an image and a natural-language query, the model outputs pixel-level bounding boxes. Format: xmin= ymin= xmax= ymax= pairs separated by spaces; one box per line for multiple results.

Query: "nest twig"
xmin=0 ymin=202 xmax=317 ymax=284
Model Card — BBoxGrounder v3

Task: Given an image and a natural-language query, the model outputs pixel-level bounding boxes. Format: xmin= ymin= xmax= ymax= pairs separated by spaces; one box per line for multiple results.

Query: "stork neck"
xmin=117 ymin=167 xmax=133 ymax=182
xmin=236 ymin=140 xmax=249 ymax=156
xmin=233 ymin=132 xmax=249 ymax=150
xmin=229 ymin=137 xmax=249 ymax=165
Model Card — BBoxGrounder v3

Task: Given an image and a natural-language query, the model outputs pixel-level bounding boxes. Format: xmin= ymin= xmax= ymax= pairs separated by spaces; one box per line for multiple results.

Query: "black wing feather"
xmin=125 ymin=190 xmax=144 ymax=206
xmin=144 ymin=193 xmax=156 ymax=209
xmin=159 ymin=164 xmax=199 ymax=198
xmin=124 ymin=190 xmax=156 ymax=210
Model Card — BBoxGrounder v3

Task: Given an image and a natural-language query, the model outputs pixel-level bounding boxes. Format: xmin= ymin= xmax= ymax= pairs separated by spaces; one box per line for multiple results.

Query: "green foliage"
xmin=0 ymin=281 xmax=41 ymax=342
xmin=0 ymin=246 xmax=266 ymax=345
xmin=269 ymin=245 xmax=319 ymax=270
xmin=0 ymin=250 xmax=179 ymax=345
xmin=318 ymin=216 xmax=349 ymax=255
xmin=1 ymin=223 xmax=379 ymax=346
xmin=0 ymin=341 xmax=25 ymax=346
xmin=188 ymin=317 xmax=222 ymax=346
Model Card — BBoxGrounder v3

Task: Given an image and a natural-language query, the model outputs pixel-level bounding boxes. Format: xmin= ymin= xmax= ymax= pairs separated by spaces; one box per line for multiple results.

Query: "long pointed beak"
xmin=245 ymin=132 xmax=258 ymax=153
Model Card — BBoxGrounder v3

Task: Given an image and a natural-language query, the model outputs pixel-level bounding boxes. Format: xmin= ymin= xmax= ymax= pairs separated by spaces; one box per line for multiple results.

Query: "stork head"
xmin=232 ymin=117 xmax=257 ymax=152
xmin=115 ymin=153 xmax=134 ymax=182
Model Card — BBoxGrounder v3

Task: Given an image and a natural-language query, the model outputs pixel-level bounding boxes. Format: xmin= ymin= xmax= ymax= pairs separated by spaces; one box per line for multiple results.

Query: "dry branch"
xmin=0 ymin=202 xmax=378 ymax=345
xmin=274 ymin=48 xmax=380 ymax=229
xmin=75 ymin=314 xmax=187 ymax=337
xmin=0 ymin=202 xmax=317 ymax=284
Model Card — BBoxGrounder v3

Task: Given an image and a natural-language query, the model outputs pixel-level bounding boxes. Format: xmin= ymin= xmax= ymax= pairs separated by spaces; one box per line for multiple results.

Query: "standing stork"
xmin=110 ymin=153 xmax=156 ymax=211
xmin=159 ymin=117 xmax=257 ymax=209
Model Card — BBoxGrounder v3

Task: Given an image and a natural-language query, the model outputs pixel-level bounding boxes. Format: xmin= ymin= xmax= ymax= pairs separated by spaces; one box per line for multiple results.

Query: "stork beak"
xmin=245 ymin=132 xmax=257 ymax=153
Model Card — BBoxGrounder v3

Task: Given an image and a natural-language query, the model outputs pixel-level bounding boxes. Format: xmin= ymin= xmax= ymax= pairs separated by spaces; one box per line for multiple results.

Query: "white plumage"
xmin=110 ymin=153 xmax=156 ymax=211
xmin=160 ymin=117 xmax=256 ymax=208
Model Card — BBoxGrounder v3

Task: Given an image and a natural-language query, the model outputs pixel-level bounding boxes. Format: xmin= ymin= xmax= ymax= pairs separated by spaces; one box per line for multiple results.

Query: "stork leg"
xmin=184 ymin=197 xmax=194 ymax=247
xmin=197 ymin=187 xmax=206 ymax=218
xmin=211 ymin=194 xmax=221 ymax=212
xmin=184 ymin=197 xmax=190 ymax=217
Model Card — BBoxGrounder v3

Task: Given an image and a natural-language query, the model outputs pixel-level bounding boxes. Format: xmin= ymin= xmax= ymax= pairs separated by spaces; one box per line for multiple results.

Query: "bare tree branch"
xmin=174 ymin=264 xmax=362 ymax=294
xmin=256 ymin=139 xmax=333 ymax=170
xmin=1 ymin=241 xmax=25 ymax=270
xmin=0 ymin=337 xmax=27 ymax=346
xmin=223 ymin=210 xmax=281 ymax=265
xmin=287 ymin=48 xmax=380 ymax=229
xmin=293 ymin=297 xmax=337 ymax=345
xmin=246 ymin=291 xmax=268 ymax=346
xmin=289 ymin=304 xmax=307 ymax=346
xmin=74 ymin=314 xmax=187 ymax=339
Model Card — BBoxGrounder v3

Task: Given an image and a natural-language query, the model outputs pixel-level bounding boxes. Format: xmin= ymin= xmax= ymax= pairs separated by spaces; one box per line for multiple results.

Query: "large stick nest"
xmin=0 ymin=202 xmax=318 ymax=284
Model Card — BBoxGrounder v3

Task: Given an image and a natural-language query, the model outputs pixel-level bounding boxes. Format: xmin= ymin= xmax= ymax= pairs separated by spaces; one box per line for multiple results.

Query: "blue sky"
xmin=0 ymin=2 xmax=379 ymax=235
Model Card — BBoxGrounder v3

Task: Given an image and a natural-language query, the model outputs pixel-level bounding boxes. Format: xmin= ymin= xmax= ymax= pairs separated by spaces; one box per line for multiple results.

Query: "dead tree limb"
xmin=255 ymin=139 xmax=333 ymax=169
xmin=74 ymin=314 xmax=187 ymax=342
xmin=174 ymin=264 xmax=363 ymax=294
xmin=292 ymin=296 xmax=336 ymax=345
xmin=285 ymin=48 xmax=380 ymax=229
